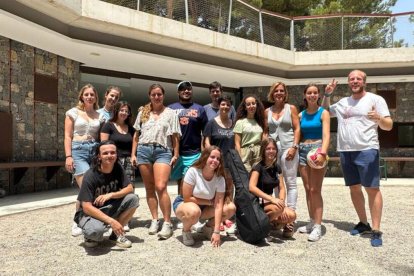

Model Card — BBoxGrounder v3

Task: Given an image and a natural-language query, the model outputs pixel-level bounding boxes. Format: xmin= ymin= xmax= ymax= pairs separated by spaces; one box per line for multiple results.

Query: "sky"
xmin=391 ymin=0 xmax=414 ymax=46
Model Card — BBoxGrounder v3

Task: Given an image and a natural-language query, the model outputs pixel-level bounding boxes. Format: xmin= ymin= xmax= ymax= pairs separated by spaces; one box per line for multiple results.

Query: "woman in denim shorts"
xmin=64 ymin=84 xmax=103 ymax=236
xmin=131 ymin=84 xmax=181 ymax=240
xmin=298 ymin=83 xmax=330 ymax=242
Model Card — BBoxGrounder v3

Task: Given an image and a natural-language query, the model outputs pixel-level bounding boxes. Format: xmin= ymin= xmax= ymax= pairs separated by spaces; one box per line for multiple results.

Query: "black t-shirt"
xmin=203 ymin=119 xmax=235 ymax=154
xmin=101 ymin=122 xmax=135 ymax=157
xmin=251 ymin=162 xmax=281 ymax=195
xmin=77 ymin=164 xmax=129 ymax=205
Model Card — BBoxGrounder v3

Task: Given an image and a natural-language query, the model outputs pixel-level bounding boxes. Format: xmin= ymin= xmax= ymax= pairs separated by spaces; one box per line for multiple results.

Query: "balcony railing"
xmin=102 ymin=0 xmax=414 ymax=51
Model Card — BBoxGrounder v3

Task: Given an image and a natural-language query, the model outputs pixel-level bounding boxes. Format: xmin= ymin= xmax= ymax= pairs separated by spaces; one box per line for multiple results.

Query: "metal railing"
xmin=102 ymin=0 xmax=414 ymax=51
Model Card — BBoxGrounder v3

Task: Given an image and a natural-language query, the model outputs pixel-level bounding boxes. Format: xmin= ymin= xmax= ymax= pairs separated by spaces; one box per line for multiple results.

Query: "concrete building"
xmin=0 ymin=0 xmax=413 ymax=194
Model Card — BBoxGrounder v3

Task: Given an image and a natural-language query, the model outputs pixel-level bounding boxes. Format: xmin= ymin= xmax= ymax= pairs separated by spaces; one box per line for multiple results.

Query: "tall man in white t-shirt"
xmin=322 ymin=70 xmax=393 ymax=247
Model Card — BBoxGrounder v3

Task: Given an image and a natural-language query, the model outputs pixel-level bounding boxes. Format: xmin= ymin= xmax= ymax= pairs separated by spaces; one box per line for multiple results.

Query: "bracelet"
xmin=324 ymin=93 xmax=332 ymax=98
xmin=213 ymin=230 xmax=220 ymax=234
xmin=66 ymin=155 xmax=72 ymax=158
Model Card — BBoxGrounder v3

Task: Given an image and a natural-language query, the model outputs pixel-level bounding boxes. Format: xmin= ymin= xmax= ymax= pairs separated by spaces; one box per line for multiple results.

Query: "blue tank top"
xmin=300 ymin=107 xmax=324 ymax=140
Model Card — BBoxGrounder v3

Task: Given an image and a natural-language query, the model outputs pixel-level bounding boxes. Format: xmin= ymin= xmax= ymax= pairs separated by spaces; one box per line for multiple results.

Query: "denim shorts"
xmin=172 ymin=195 xmax=207 ymax=215
xmin=340 ymin=149 xmax=380 ymax=188
xmin=137 ymin=144 xmax=172 ymax=165
xmin=299 ymin=142 xmax=322 ymax=166
xmin=170 ymin=153 xmax=201 ymax=181
xmin=72 ymin=140 xmax=98 ymax=176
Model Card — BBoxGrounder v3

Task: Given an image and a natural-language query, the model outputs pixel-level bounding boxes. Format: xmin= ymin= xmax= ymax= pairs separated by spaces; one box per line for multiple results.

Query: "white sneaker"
xmin=191 ymin=221 xmax=205 ymax=233
xmin=71 ymin=222 xmax=83 ymax=237
xmin=298 ymin=220 xmax=314 ymax=234
xmin=124 ymin=224 xmax=130 ymax=232
xmin=148 ymin=219 xmax=160 ymax=235
xmin=225 ymin=222 xmax=237 ymax=235
xmin=112 ymin=234 xmax=132 ymax=248
xmin=182 ymin=230 xmax=195 ymax=246
xmin=158 ymin=222 xmax=173 ymax=240
xmin=308 ymin=225 xmax=322 ymax=242
xmin=176 ymin=221 xmax=183 ymax=229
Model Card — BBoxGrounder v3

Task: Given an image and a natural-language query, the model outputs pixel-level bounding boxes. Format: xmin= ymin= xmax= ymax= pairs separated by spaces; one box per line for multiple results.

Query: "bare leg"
xmin=299 ymin=165 xmax=312 ymax=219
xmin=201 ymin=202 xmax=237 ymax=227
xmin=276 ymin=207 xmax=297 ymax=224
xmin=74 ymin=175 xmax=84 ymax=210
xmin=365 ymin=187 xmax=383 ymax=230
xmin=154 ymin=163 xmax=172 ymax=223
xmin=117 ymin=207 xmax=137 ymax=226
xmin=264 ymin=203 xmax=284 ymax=223
xmin=139 ymin=164 xmax=159 ymax=220
xmin=308 ymin=166 xmax=326 ymax=225
xmin=349 ymin=184 xmax=368 ymax=224
xmin=176 ymin=202 xmax=201 ymax=231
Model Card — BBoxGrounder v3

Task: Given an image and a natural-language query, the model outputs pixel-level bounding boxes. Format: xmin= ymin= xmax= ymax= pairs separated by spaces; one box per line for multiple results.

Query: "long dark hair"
xmin=235 ymin=94 xmax=266 ymax=130
xmin=259 ymin=138 xmax=278 ymax=169
xmin=192 ymin=146 xmax=225 ymax=178
xmin=110 ymin=101 xmax=133 ymax=126
xmin=303 ymin=83 xmax=321 ymax=108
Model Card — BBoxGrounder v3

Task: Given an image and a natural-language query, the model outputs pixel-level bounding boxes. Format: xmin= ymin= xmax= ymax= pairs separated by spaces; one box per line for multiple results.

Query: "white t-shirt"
xmin=329 ymin=92 xmax=390 ymax=151
xmin=183 ymin=167 xmax=225 ymax=200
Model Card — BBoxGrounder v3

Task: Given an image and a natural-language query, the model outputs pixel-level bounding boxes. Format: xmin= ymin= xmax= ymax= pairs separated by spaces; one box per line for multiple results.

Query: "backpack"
xmin=225 ymin=149 xmax=270 ymax=244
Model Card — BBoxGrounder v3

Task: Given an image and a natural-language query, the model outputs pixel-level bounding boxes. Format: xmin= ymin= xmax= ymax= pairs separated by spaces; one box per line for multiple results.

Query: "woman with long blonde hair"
xmin=64 ymin=84 xmax=103 ymax=237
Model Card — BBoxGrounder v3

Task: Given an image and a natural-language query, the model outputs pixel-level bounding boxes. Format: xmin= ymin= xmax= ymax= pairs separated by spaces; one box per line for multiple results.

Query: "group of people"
xmin=65 ymin=69 xmax=392 ymax=249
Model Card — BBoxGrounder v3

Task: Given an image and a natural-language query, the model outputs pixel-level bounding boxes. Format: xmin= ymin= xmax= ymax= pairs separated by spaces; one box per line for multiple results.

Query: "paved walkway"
xmin=1 ymin=178 xmax=413 ymax=275
xmin=1 ymin=177 xmax=412 ymax=217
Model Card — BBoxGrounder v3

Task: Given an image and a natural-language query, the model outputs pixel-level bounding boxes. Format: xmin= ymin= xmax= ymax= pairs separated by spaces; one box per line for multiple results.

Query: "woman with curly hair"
xmin=131 ymin=84 xmax=181 ymax=240
xmin=234 ymin=95 xmax=266 ymax=172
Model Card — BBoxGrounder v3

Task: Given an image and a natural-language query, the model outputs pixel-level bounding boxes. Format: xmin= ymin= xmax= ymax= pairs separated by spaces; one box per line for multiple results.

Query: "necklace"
xmin=152 ymin=106 xmax=165 ymax=115
xmin=272 ymin=105 xmax=284 ymax=120
xmin=218 ymin=117 xmax=232 ymax=128
xmin=114 ymin=122 xmax=127 ymax=134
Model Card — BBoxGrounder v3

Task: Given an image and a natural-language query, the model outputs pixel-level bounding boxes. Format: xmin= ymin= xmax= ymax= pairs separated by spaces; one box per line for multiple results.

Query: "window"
xmin=398 ymin=124 xmax=414 ymax=147
xmin=377 ymin=89 xmax=396 ymax=109
xmin=34 ymin=73 xmax=58 ymax=104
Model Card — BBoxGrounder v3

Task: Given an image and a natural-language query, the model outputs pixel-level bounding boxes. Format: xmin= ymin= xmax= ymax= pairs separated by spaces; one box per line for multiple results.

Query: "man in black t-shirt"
xmin=77 ymin=140 xmax=139 ymax=248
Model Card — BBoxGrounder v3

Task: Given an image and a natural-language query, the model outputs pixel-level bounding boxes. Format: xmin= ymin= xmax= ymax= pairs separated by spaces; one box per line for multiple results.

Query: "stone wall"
xmin=243 ymin=81 xmax=414 ymax=177
xmin=0 ymin=36 xmax=79 ymax=194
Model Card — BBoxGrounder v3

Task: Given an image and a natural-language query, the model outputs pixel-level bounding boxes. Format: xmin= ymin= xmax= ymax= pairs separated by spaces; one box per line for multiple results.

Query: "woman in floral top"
xmin=131 ymin=84 xmax=181 ymax=240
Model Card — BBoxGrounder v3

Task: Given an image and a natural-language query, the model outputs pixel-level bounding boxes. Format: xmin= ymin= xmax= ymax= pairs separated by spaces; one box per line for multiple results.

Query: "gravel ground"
xmin=1 ymin=184 xmax=413 ymax=275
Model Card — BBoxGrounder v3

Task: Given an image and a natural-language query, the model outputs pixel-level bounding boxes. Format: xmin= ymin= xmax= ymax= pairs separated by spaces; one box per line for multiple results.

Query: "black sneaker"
xmin=109 ymin=231 xmax=117 ymax=241
xmin=350 ymin=222 xmax=372 ymax=235
xmin=84 ymin=238 xmax=98 ymax=248
xmin=370 ymin=230 xmax=383 ymax=247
